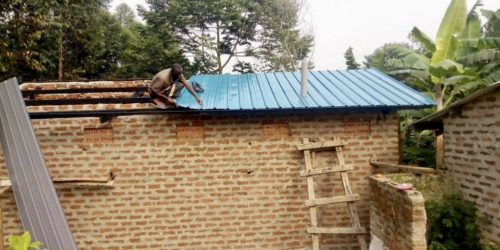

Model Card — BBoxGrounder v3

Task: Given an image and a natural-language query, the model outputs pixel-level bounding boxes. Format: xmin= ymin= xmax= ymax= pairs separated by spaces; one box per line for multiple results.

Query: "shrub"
xmin=7 ymin=231 xmax=42 ymax=250
xmin=426 ymin=194 xmax=490 ymax=250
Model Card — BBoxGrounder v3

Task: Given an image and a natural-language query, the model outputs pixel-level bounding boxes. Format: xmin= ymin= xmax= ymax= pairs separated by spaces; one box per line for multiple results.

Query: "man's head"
xmin=171 ymin=63 xmax=183 ymax=78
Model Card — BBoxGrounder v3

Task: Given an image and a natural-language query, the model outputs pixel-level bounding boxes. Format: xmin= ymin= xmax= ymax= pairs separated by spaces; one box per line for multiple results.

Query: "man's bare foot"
xmin=152 ymin=98 xmax=168 ymax=109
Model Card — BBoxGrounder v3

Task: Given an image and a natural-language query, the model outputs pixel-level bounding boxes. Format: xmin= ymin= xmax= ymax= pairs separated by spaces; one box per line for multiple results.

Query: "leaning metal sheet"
xmin=0 ymin=78 xmax=77 ymax=250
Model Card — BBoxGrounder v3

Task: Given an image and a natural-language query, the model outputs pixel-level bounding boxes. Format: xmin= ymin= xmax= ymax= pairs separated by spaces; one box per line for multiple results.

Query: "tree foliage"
xmin=0 ymin=1 xmax=190 ymax=81
xmin=115 ymin=3 xmax=135 ymax=26
xmin=400 ymin=109 xmax=436 ymax=167
xmin=0 ymin=0 xmax=64 ymax=81
xmin=0 ymin=0 xmax=312 ymax=81
xmin=140 ymin=0 xmax=261 ymax=74
xmin=366 ymin=1 xmax=500 ymax=110
xmin=426 ymin=194 xmax=489 ymax=250
xmin=51 ymin=0 xmax=112 ymax=80
xmin=7 ymin=231 xmax=42 ymax=250
xmin=365 ymin=2 xmax=500 ymax=168
xmin=139 ymin=0 xmax=313 ymax=74
xmin=114 ymin=21 xmax=190 ymax=78
xmin=344 ymin=47 xmax=360 ymax=70
xmin=255 ymin=0 xmax=314 ymax=72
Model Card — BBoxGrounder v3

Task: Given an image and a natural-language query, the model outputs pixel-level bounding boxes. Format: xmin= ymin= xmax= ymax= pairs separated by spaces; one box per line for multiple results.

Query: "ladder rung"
xmin=296 ymin=140 xmax=345 ymax=151
xmin=300 ymin=164 xmax=353 ymax=176
xmin=305 ymin=194 xmax=360 ymax=207
xmin=308 ymin=227 xmax=366 ymax=234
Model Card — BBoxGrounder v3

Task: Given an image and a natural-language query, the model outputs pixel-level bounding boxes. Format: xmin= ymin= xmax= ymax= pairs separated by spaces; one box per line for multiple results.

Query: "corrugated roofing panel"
xmin=0 ymin=78 xmax=77 ymax=250
xmin=176 ymin=68 xmax=436 ymax=110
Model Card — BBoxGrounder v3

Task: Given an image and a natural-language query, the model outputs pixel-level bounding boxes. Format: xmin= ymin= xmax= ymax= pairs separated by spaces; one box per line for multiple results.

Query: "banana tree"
xmin=408 ymin=0 xmax=500 ymax=109
xmin=409 ymin=0 xmax=467 ymax=110
xmin=366 ymin=0 xmax=500 ymax=168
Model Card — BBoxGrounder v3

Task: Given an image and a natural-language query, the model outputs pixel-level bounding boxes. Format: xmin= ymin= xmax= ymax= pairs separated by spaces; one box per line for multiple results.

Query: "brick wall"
xmin=369 ymin=175 xmax=427 ymax=250
xmin=443 ymin=89 xmax=500 ymax=243
xmin=0 ymin=81 xmax=401 ymax=249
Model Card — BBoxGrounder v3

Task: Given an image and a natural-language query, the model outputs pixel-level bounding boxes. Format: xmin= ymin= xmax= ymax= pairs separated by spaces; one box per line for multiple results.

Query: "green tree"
xmin=344 ymin=46 xmax=360 ymax=70
xmin=481 ymin=9 xmax=500 ymax=37
xmin=255 ymin=0 xmax=314 ymax=72
xmin=0 ymin=0 xmax=63 ymax=81
xmin=115 ymin=25 xmax=190 ymax=78
xmin=365 ymin=1 xmax=500 ymax=168
xmin=52 ymin=0 xmax=111 ymax=80
xmin=232 ymin=61 xmax=255 ymax=74
xmin=408 ymin=1 xmax=499 ymax=108
xmin=364 ymin=43 xmax=431 ymax=93
xmin=366 ymin=1 xmax=499 ymax=109
xmin=140 ymin=0 xmax=260 ymax=74
xmin=114 ymin=8 xmax=190 ymax=79
xmin=139 ymin=0 xmax=313 ymax=74
xmin=114 ymin=3 xmax=135 ymax=26
xmin=76 ymin=8 xmax=124 ymax=79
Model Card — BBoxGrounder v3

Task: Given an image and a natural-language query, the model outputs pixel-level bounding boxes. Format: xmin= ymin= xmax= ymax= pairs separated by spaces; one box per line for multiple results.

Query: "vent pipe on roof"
xmin=300 ymin=58 xmax=309 ymax=97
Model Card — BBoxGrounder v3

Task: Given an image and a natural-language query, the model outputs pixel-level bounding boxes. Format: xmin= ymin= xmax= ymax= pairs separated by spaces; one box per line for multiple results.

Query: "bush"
xmin=399 ymin=109 xmax=436 ymax=167
xmin=426 ymin=194 xmax=490 ymax=250
xmin=7 ymin=231 xmax=42 ymax=250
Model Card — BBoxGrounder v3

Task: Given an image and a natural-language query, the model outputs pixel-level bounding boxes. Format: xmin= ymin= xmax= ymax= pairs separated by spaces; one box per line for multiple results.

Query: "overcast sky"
xmin=110 ymin=0 xmax=500 ymax=71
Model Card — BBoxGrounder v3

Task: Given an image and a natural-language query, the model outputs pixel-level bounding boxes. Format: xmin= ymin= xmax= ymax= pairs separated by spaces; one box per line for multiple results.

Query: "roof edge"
xmin=29 ymin=104 xmax=434 ymax=120
xmin=412 ymin=81 xmax=500 ymax=128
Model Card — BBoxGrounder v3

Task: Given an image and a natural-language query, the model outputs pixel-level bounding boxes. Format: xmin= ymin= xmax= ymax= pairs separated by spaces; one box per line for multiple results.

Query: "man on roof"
xmin=149 ymin=63 xmax=203 ymax=108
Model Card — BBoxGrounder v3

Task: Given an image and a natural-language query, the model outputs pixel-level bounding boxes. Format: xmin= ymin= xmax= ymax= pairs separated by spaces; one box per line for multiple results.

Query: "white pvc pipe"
xmin=301 ymin=58 xmax=309 ymax=97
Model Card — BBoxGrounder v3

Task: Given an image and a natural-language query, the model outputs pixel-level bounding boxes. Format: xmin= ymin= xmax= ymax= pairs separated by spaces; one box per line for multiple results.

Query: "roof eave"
xmin=29 ymin=104 xmax=435 ymax=120
xmin=412 ymin=81 xmax=500 ymax=130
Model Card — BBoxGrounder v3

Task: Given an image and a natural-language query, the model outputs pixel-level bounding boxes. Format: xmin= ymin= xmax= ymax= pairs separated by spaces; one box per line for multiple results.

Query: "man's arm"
xmin=180 ymin=75 xmax=203 ymax=105
xmin=151 ymin=78 xmax=176 ymax=105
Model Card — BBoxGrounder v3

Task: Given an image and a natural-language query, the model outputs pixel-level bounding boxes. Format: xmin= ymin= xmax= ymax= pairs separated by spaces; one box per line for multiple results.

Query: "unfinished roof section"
xmin=21 ymin=69 xmax=435 ymax=120
xmin=412 ymin=81 xmax=500 ymax=131
xmin=177 ymin=68 xmax=436 ymax=110
xmin=0 ymin=78 xmax=78 ymax=249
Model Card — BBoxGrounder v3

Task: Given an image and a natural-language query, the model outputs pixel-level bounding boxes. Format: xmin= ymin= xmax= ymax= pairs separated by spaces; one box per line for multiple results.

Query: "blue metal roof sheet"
xmin=176 ymin=68 xmax=436 ymax=110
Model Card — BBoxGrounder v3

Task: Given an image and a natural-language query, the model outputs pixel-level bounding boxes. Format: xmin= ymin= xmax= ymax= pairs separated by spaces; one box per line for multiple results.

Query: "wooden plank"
xmin=0 ymin=175 xmax=114 ymax=187
xmin=296 ymin=140 xmax=345 ymax=151
xmin=307 ymin=227 xmax=366 ymax=234
xmin=25 ymin=97 xmax=152 ymax=106
xmin=370 ymin=160 xmax=436 ymax=174
xmin=311 ymin=151 xmax=316 ymax=169
xmin=0 ymin=207 xmax=3 ymax=250
xmin=21 ymin=86 xmax=148 ymax=96
xmin=299 ymin=164 xmax=353 ymax=177
xmin=54 ymin=179 xmax=114 ymax=187
xmin=303 ymin=138 xmax=319 ymax=250
xmin=29 ymin=108 xmax=195 ymax=119
xmin=305 ymin=194 xmax=360 ymax=207
xmin=337 ymin=146 xmax=367 ymax=250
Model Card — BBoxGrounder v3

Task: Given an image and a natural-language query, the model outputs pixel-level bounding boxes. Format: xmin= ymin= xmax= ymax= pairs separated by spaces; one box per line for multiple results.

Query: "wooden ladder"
xmin=297 ymin=138 xmax=367 ymax=250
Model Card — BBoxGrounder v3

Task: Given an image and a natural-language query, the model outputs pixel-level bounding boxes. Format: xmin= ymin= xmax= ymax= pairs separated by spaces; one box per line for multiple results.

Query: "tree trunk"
xmin=216 ymin=22 xmax=222 ymax=74
xmin=436 ymin=134 xmax=444 ymax=169
xmin=435 ymin=84 xmax=443 ymax=110
xmin=435 ymin=84 xmax=444 ymax=169
xmin=58 ymin=36 xmax=64 ymax=81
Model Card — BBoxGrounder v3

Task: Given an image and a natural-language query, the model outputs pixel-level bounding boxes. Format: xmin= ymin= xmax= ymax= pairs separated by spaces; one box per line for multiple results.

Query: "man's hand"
xmin=167 ymin=97 xmax=177 ymax=105
xmin=180 ymin=77 xmax=203 ymax=106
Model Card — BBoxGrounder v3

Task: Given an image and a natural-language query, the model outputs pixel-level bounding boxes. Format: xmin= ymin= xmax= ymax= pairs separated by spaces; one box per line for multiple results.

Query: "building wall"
xmin=0 ymin=108 xmax=399 ymax=249
xmin=369 ymin=175 xmax=427 ymax=250
xmin=443 ymin=90 xmax=500 ymax=243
